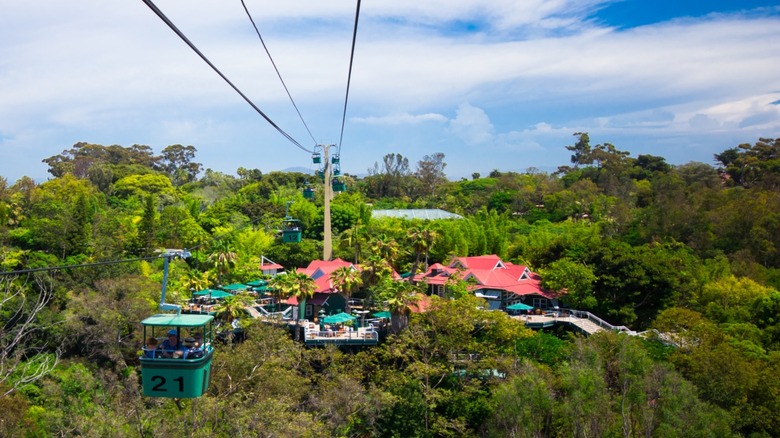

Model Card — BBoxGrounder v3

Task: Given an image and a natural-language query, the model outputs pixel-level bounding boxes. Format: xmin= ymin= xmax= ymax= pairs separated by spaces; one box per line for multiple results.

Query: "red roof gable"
xmin=300 ymin=258 xmax=355 ymax=276
xmin=452 ymin=255 xmax=504 ymax=270
xmin=259 ymin=256 xmax=284 ymax=271
xmin=297 ymin=258 xmax=358 ymax=293
xmin=415 ymin=255 xmax=556 ymax=299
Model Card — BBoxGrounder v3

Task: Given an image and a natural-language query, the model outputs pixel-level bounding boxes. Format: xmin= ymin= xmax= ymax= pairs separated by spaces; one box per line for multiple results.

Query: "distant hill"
xmin=281 ymin=167 xmax=315 ymax=174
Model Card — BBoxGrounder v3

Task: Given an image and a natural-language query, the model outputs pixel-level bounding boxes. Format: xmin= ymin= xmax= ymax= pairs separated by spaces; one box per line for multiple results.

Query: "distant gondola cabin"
xmin=139 ymin=313 xmax=215 ymax=398
xmin=282 ymin=218 xmax=302 ymax=243
xmin=303 ymin=186 xmax=315 ymax=199
xmin=332 ymin=179 xmax=346 ymax=192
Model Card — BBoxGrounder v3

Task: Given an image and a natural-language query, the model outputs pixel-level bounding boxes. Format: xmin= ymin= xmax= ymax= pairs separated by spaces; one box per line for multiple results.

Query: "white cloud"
xmin=351 ymin=112 xmax=448 ymax=125
xmin=449 ymin=104 xmax=494 ymax=145
xmin=688 ymin=114 xmax=721 ymax=130
xmin=1 ymin=1 xmax=779 ymax=181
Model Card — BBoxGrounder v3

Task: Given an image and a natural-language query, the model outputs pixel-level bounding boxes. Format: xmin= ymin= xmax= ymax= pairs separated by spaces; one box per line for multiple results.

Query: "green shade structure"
xmin=372 ymin=311 xmax=391 ymax=319
xmin=322 ymin=312 xmax=357 ymax=324
xmin=139 ymin=313 xmax=215 ymax=398
xmin=506 ymin=302 xmax=534 ymax=311
xmin=220 ymin=283 xmax=247 ymax=292
xmin=192 ymin=289 xmax=232 ymax=299
xmin=245 ymin=280 xmax=268 ymax=287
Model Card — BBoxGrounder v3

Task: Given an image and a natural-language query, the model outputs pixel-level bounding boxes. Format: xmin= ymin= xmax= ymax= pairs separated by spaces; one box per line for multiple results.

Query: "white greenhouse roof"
xmin=371 ymin=209 xmax=463 ymax=220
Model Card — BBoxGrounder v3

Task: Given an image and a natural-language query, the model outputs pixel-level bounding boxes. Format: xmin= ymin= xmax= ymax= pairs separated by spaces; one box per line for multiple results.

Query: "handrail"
xmin=567 ymin=309 xmax=634 ymax=334
xmin=304 ymin=328 xmax=378 ymax=342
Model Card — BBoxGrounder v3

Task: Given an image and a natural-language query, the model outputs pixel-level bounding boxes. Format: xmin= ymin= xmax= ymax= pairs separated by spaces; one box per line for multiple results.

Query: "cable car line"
xmin=140 ymin=0 xmax=313 ymax=154
xmin=0 ymin=215 xmax=270 ymax=277
xmin=240 ymin=0 xmax=318 ymax=146
xmin=337 ymin=0 xmax=362 ymax=156
xmin=0 ymin=255 xmax=159 ymax=277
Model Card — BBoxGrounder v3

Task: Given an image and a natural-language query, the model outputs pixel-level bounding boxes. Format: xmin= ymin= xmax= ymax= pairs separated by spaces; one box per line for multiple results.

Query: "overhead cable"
xmin=0 ymin=255 xmax=159 ymax=277
xmin=140 ymin=0 xmax=313 ymax=153
xmin=337 ymin=0 xmax=362 ymax=155
xmin=240 ymin=0 xmax=318 ymax=146
xmin=1 ymin=216 xmax=264 ymax=277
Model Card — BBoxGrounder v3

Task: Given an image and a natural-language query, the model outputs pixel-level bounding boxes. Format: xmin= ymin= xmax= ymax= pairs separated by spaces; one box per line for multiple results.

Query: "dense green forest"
xmin=2 ymin=135 xmax=780 ymax=437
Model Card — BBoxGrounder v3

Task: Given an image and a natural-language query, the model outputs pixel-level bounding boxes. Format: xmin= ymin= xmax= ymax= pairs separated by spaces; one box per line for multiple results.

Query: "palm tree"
xmin=361 ymin=255 xmax=393 ymax=289
xmin=213 ymin=293 xmax=254 ymax=343
xmin=330 ymin=266 xmax=363 ymax=306
xmin=268 ymin=273 xmax=292 ymax=312
xmin=271 ymin=272 xmax=316 ymax=322
xmin=407 ymin=225 xmax=438 ymax=283
xmin=208 ymin=240 xmax=238 ymax=284
xmin=382 ymin=279 xmax=421 ymax=334
xmin=214 ymin=294 xmax=252 ymax=324
xmin=338 ymin=219 xmax=368 ymax=264
xmin=183 ymin=269 xmax=213 ymax=293
xmin=370 ymin=234 xmax=402 ymax=269
xmin=291 ymin=271 xmax=317 ymax=322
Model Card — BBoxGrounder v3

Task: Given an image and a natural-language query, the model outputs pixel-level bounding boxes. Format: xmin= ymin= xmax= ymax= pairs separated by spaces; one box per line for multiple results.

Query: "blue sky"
xmin=0 ymin=0 xmax=778 ymax=183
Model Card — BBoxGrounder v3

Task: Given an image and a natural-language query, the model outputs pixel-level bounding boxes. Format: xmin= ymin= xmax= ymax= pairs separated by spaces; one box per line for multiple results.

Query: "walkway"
xmin=517 ymin=314 xmax=604 ymax=335
xmin=516 ymin=309 xmax=637 ymax=337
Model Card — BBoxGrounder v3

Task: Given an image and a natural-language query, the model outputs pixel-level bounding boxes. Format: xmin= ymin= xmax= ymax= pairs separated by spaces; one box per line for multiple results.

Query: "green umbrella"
xmin=506 ymin=302 xmax=534 ymax=311
xmin=372 ymin=311 xmax=391 ymax=319
xmin=245 ymin=279 xmax=268 ymax=287
xmin=322 ymin=312 xmax=357 ymax=324
xmin=192 ymin=289 xmax=232 ymax=299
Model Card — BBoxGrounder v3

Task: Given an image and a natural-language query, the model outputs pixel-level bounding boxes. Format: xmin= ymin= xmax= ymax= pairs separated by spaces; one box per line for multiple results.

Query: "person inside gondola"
xmin=183 ymin=332 xmax=205 ymax=359
xmin=160 ymin=329 xmax=182 ymax=358
xmin=144 ymin=337 xmax=159 ymax=358
xmin=192 ymin=332 xmax=204 ymax=347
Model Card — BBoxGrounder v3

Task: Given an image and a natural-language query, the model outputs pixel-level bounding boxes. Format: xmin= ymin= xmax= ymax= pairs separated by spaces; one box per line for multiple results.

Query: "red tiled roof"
xmin=297 ymin=259 xmax=359 ymax=293
xmin=259 ymin=262 xmax=284 ymax=271
xmin=452 ymin=255 xmax=503 ymax=270
xmin=415 ymin=254 xmax=556 ymax=299
xmin=410 ymin=294 xmax=432 ymax=313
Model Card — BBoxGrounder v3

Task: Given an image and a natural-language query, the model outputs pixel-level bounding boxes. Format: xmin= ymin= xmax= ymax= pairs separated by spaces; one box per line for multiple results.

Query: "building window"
xmin=433 ymin=284 xmax=444 ymax=297
xmin=532 ymin=298 xmax=548 ymax=309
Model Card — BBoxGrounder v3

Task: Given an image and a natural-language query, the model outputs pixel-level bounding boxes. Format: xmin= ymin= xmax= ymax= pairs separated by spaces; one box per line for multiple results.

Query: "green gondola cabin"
xmin=282 ymin=218 xmax=302 ymax=243
xmin=139 ymin=313 xmax=215 ymax=398
xmin=332 ymin=178 xmax=346 ymax=192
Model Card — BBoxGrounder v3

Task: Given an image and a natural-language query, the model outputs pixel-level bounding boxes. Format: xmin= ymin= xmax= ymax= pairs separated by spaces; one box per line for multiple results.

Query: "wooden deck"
xmin=516 ymin=314 xmax=605 ymax=335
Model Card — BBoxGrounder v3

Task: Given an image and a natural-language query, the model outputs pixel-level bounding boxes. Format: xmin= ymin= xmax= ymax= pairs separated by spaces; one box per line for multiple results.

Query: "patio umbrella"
xmin=192 ymin=289 xmax=233 ymax=299
xmin=506 ymin=302 xmax=534 ymax=311
xmin=322 ymin=312 xmax=357 ymax=324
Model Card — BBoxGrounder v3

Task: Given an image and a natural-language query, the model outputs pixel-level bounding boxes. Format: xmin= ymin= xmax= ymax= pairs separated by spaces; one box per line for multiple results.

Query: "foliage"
xmin=4 ymin=135 xmax=780 ymax=436
xmin=112 ymin=173 xmax=176 ymax=199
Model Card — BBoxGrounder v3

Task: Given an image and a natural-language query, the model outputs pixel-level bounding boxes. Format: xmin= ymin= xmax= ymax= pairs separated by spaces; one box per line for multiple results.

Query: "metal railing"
xmin=567 ymin=309 xmax=634 ymax=334
xmin=304 ymin=328 xmax=378 ymax=342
